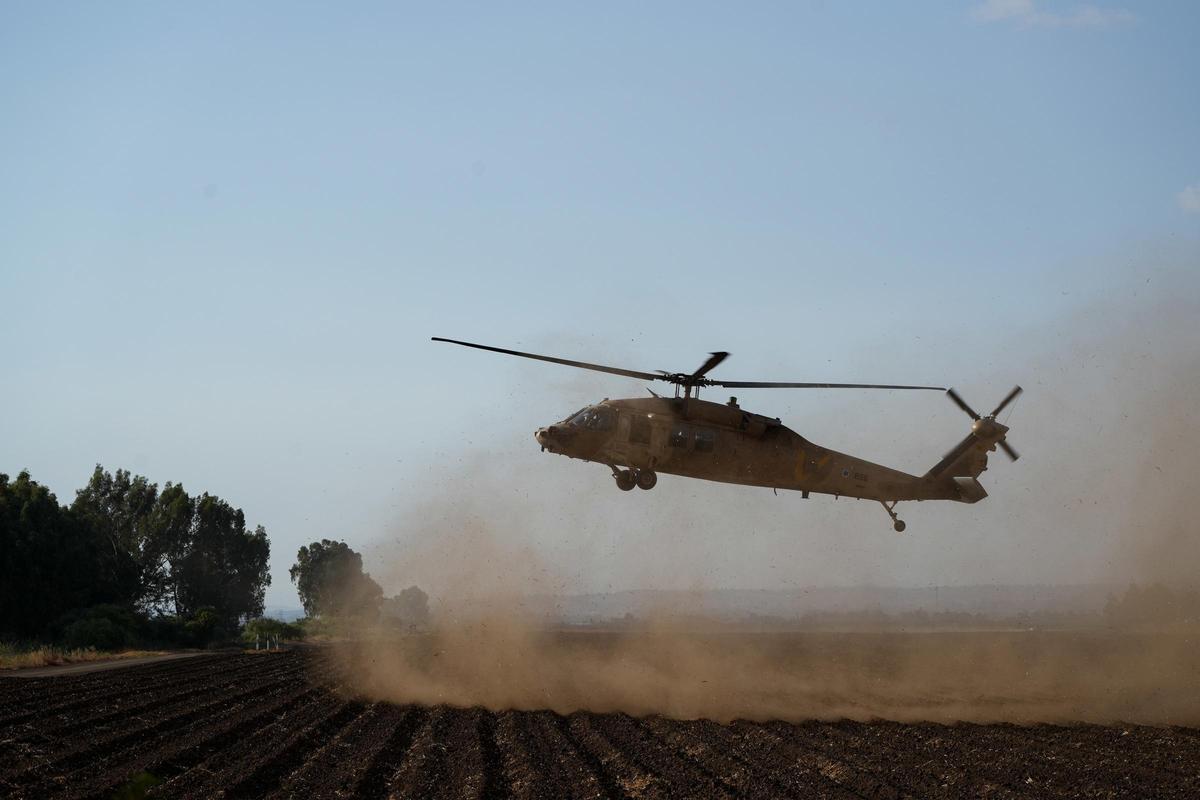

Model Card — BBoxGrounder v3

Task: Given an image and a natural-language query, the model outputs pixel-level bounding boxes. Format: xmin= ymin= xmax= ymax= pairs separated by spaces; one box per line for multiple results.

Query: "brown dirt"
xmin=1 ymin=647 xmax=1198 ymax=799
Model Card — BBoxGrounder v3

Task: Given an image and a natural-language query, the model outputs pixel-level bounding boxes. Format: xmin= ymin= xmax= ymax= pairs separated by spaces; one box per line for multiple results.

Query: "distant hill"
xmin=445 ymin=585 xmax=1116 ymax=624
xmin=263 ymin=607 xmax=306 ymax=622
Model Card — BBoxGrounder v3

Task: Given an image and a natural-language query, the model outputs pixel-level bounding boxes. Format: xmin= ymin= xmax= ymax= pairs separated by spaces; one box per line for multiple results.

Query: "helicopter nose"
xmin=535 ymin=427 xmax=553 ymax=448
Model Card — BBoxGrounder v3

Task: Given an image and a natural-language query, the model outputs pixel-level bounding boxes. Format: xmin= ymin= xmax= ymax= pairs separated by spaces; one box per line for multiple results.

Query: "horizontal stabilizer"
xmin=953 ymin=477 xmax=988 ymax=503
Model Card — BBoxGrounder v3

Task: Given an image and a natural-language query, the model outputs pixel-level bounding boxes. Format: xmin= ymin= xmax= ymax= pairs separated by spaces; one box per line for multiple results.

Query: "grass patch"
xmin=0 ymin=642 xmax=166 ymax=670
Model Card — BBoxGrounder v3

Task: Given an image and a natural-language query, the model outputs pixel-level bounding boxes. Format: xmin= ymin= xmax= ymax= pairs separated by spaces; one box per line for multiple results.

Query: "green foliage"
xmin=112 ymin=770 xmax=162 ymax=800
xmin=53 ymin=605 xmax=141 ymax=650
xmin=241 ymin=617 xmax=304 ymax=644
xmin=290 ymin=540 xmax=382 ymax=620
xmin=71 ymin=467 xmax=174 ymax=612
xmin=0 ymin=467 xmax=273 ymax=642
xmin=172 ymin=494 xmax=271 ymax=623
xmin=294 ymin=615 xmax=337 ymax=639
xmin=0 ymin=471 xmax=135 ymax=638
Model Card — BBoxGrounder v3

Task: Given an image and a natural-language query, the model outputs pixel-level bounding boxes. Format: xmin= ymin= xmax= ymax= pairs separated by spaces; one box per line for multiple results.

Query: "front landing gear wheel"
xmin=636 ymin=470 xmax=657 ymax=490
xmin=615 ymin=470 xmax=636 ymax=491
xmin=893 ymin=520 xmax=906 ymax=533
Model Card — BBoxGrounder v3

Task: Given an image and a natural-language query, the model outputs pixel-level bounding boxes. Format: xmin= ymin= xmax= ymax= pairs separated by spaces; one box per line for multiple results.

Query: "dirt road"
xmin=1 ymin=652 xmax=204 ymax=678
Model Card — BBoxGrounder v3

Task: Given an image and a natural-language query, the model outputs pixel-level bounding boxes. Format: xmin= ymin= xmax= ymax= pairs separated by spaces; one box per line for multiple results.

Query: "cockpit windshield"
xmin=567 ymin=405 xmax=615 ymax=431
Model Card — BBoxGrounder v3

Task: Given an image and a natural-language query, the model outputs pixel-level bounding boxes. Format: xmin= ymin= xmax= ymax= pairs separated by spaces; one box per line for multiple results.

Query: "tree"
xmin=71 ymin=466 xmax=183 ymax=612
xmin=381 ymin=586 xmax=431 ymax=629
xmin=0 ymin=471 xmax=137 ymax=639
xmin=172 ymin=494 xmax=271 ymax=624
xmin=1 ymin=467 xmax=272 ymax=641
xmin=290 ymin=540 xmax=382 ymax=620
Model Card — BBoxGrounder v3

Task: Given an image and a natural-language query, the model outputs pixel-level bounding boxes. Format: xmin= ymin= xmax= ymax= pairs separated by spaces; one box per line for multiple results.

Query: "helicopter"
xmin=432 ymin=337 xmax=1021 ymax=532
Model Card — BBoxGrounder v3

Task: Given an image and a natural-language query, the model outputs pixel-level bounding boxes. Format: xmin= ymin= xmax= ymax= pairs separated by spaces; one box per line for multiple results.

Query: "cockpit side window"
xmin=589 ymin=406 xmax=615 ymax=431
xmin=568 ymin=406 xmax=615 ymax=431
xmin=694 ymin=429 xmax=716 ymax=453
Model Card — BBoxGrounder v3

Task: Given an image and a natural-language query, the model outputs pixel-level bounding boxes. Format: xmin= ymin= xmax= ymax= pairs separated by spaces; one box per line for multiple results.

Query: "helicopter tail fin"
xmin=925 ymin=432 xmax=990 ymax=480
xmin=923 ymin=434 xmax=992 ymax=503
xmin=923 ymin=385 xmax=1023 ymax=503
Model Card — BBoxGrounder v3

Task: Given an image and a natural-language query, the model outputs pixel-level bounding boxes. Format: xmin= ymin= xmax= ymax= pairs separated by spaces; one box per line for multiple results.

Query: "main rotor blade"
xmin=998 ymin=439 xmax=1020 ymax=462
xmin=691 ymin=351 xmax=729 ymax=382
xmin=715 ymin=380 xmax=946 ymax=390
xmin=946 ymin=388 xmax=981 ymax=420
xmin=990 ymin=385 xmax=1023 ymax=417
xmin=431 ymin=338 xmax=665 ymax=382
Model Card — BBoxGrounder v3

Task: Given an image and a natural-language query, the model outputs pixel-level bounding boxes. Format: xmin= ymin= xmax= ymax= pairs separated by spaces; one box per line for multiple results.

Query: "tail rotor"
xmin=945 ymin=386 xmax=1022 ymax=462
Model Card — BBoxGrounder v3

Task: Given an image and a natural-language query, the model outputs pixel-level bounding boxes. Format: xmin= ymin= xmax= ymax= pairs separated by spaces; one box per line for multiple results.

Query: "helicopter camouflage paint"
xmin=433 ymin=338 xmax=1020 ymax=531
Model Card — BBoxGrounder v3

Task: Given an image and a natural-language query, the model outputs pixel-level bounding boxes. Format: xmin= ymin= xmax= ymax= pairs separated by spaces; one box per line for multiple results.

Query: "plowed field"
xmin=2 ymin=648 xmax=1198 ymax=799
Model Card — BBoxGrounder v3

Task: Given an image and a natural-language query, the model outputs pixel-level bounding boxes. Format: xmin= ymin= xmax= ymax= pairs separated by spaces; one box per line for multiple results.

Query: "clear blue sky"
xmin=3 ymin=2 xmax=1198 ymax=608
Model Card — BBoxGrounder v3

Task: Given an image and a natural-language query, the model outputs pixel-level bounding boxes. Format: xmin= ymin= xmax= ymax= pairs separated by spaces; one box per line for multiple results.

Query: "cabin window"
xmin=694 ymin=429 xmax=715 ymax=453
xmin=668 ymin=425 xmax=689 ymax=448
xmin=629 ymin=415 xmax=652 ymax=445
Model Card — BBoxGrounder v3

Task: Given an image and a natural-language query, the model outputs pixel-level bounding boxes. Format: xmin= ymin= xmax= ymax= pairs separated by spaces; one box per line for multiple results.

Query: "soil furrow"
xmin=719 ymin=721 xmax=875 ymax=799
xmin=829 ymin=721 xmax=1034 ymax=799
xmin=564 ymin=712 xmax=667 ymax=800
xmin=0 ymin=655 xmax=262 ymax=725
xmin=1 ymin=648 xmax=1197 ymax=799
xmin=221 ymin=700 xmax=367 ymax=799
xmin=343 ymin=705 xmax=429 ymax=799
xmin=639 ymin=716 xmax=809 ymax=799
xmin=0 ymin=656 xmax=304 ymax=739
xmin=267 ymin=704 xmax=413 ymax=799
xmin=432 ymin=706 xmax=493 ymax=800
xmin=590 ymin=712 xmax=737 ymax=799
xmin=387 ymin=707 xmax=452 ymax=799
xmin=82 ymin=684 xmax=324 ymax=800
xmin=0 ymin=662 xmax=316 ymax=786
xmin=942 ymin=722 xmax=1200 ymax=798
xmin=477 ymin=707 xmax=512 ymax=800
xmin=527 ymin=711 xmax=614 ymax=800
xmin=161 ymin=688 xmax=347 ymax=800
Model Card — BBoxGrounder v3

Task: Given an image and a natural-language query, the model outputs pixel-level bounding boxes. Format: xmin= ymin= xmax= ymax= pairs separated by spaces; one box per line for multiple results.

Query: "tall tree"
xmin=0 ymin=471 xmax=134 ymax=638
xmin=72 ymin=466 xmax=169 ymax=611
xmin=290 ymin=540 xmax=382 ymax=620
xmin=172 ymin=493 xmax=271 ymax=622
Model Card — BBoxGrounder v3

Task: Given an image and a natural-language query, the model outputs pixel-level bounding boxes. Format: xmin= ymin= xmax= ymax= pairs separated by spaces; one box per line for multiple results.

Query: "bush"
xmin=183 ymin=608 xmax=221 ymax=647
xmin=145 ymin=614 xmax=187 ymax=646
xmin=62 ymin=617 xmax=126 ymax=650
xmin=52 ymin=605 xmax=141 ymax=650
xmin=242 ymin=617 xmax=304 ymax=645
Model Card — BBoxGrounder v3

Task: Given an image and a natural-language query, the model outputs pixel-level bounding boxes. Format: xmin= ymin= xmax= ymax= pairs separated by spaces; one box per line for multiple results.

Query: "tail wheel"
xmin=615 ymin=470 xmax=636 ymax=491
xmin=636 ymin=470 xmax=658 ymax=490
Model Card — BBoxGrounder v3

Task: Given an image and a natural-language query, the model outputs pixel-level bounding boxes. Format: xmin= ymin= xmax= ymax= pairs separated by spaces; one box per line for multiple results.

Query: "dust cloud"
xmin=342 ymin=266 xmax=1199 ymax=725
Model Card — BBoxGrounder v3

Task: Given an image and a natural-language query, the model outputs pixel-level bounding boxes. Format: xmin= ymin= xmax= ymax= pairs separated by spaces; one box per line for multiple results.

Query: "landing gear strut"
xmin=880 ymin=501 xmax=906 ymax=532
xmin=611 ymin=467 xmax=657 ymax=492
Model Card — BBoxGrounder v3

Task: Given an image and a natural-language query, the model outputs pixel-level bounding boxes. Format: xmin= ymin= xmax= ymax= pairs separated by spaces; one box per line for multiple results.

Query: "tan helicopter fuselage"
xmin=535 ymin=396 xmax=994 ymax=504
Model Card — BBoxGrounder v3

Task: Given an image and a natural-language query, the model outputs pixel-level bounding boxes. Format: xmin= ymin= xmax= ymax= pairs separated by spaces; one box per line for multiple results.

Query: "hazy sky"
xmin=3 ymin=2 xmax=1198 ymax=608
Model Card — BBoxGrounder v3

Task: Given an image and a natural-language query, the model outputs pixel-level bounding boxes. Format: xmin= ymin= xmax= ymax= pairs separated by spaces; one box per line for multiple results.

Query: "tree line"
xmin=2 ymin=466 xmax=430 ymax=652
xmin=0 ymin=466 xmax=270 ymax=646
